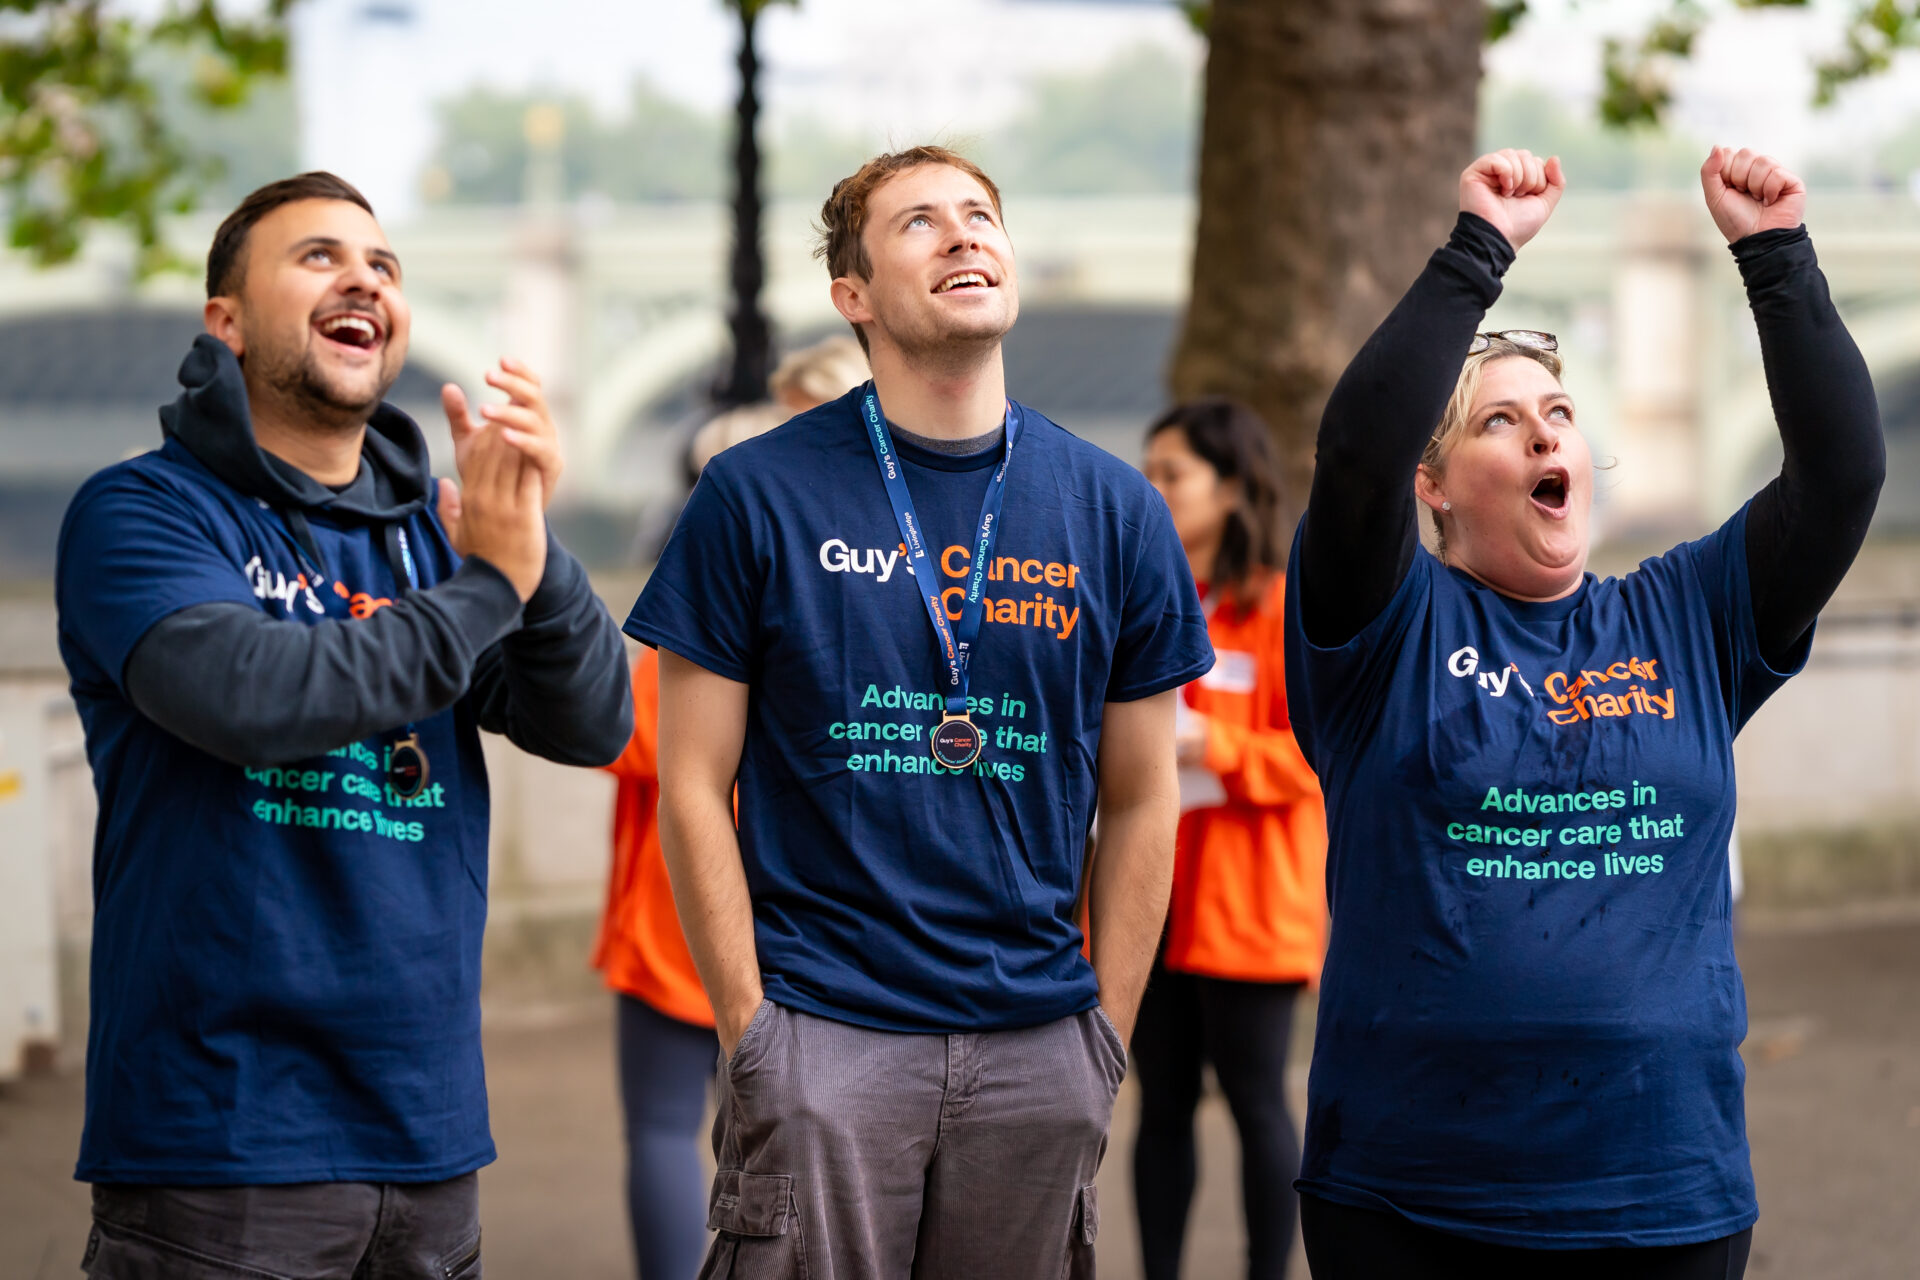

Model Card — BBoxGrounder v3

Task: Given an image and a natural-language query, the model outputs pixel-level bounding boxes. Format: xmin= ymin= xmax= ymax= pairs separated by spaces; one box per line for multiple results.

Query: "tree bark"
xmin=1171 ymin=0 xmax=1485 ymax=524
xmin=718 ymin=2 xmax=773 ymax=407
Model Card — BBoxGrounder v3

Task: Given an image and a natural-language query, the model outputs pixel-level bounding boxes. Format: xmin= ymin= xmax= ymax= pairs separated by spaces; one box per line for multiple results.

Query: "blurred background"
xmin=2 ymin=1 xmax=1918 ymax=1277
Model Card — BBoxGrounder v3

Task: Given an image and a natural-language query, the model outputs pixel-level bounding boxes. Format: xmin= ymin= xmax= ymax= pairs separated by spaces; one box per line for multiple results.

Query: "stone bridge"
xmin=6 ymin=190 xmax=1919 ymax=527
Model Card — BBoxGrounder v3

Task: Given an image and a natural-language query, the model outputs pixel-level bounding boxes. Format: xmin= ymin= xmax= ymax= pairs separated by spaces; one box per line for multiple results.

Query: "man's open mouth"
xmin=1530 ymin=469 xmax=1570 ymax=514
xmin=932 ymin=270 xmax=993 ymax=294
xmin=315 ymin=312 xmax=384 ymax=351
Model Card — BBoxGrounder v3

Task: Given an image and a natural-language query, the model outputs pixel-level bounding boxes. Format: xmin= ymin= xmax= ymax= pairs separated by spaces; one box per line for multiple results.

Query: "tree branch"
xmin=0 ymin=0 xmax=292 ymax=273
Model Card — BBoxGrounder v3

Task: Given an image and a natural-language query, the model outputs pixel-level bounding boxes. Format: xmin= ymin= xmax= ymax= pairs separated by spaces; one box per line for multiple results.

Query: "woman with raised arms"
xmin=1283 ymin=147 xmax=1881 ymax=1277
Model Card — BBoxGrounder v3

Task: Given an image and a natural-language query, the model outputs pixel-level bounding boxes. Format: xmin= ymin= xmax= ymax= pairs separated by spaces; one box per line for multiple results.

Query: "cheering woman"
xmin=1284 ymin=147 xmax=1881 ymax=1278
xmin=1134 ymin=399 xmax=1326 ymax=1280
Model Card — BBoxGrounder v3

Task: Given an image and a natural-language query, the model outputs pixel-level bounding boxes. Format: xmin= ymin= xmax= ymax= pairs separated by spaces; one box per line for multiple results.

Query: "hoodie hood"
xmin=160 ymin=333 xmax=433 ymax=522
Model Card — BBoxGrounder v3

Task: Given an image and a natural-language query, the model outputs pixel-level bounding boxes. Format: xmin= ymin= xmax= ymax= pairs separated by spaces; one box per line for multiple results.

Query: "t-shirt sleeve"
xmin=1105 ymin=497 xmax=1214 ymax=702
xmin=57 ymin=470 xmax=262 ymax=692
xmin=1668 ymin=500 xmax=1810 ymax=734
xmin=1283 ymin=520 xmax=1432 ymax=771
xmin=624 ymin=462 xmax=761 ymax=683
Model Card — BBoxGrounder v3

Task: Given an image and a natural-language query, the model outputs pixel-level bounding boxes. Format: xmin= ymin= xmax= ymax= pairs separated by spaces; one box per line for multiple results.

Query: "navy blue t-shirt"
xmin=1283 ymin=505 xmax=1806 ymax=1247
xmin=627 ymin=391 xmax=1213 ymax=1033
xmin=57 ymin=441 xmax=494 ymax=1184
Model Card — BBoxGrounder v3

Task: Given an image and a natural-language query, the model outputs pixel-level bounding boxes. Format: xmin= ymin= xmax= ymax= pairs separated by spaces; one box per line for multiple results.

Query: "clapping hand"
xmin=1700 ymin=146 xmax=1805 ymax=245
xmin=440 ymin=357 xmax=563 ymax=510
xmin=1459 ymin=148 xmax=1566 ymax=252
xmin=435 ymin=364 xmax=551 ymax=603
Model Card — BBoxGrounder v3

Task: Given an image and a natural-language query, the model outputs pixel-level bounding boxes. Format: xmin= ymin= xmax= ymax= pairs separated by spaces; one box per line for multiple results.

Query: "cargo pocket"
xmin=698 ymin=1170 xmax=806 ymax=1280
xmin=1063 ymin=1185 xmax=1098 ymax=1280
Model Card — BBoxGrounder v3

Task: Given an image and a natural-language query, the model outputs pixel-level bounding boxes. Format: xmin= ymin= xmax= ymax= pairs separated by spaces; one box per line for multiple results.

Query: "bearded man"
xmin=56 ymin=171 xmax=631 ymax=1279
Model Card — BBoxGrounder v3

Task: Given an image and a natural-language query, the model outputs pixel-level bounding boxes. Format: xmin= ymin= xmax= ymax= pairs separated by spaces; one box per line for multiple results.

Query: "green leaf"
xmin=1 ymin=0 xmax=293 ymax=273
xmin=1486 ymin=1 xmax=1529 ymax=45
xmin=1812 ymin=1 xmax=1920 ymax=105
xmin=1595 ymin=0 xmax=1705 ymax=129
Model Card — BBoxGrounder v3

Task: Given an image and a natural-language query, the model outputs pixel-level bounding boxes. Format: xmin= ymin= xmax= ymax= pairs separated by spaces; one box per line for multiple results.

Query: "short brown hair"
xmin=207 ymin=172 xmax=374 ymax=299
xmin=815 ymin=146 xmax=1004 ymax=352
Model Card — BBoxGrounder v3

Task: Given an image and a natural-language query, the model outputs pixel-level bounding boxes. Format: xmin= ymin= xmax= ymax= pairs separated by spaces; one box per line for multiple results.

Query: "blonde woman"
xmin=1284 ymin=148 xmax=1881 ymax=1276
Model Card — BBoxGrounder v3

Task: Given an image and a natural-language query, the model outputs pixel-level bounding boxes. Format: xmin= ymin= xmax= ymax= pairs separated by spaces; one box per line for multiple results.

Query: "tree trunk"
xmin=718 ymin=2 xmax=773 ymax=407
xmin=1171 ymin=0 xmax=1485 ymax=525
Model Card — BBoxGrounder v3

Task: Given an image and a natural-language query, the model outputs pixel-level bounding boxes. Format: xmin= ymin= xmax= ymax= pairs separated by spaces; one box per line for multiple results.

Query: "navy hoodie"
xmin=56 ymin=335 xmax=631 ymax=1183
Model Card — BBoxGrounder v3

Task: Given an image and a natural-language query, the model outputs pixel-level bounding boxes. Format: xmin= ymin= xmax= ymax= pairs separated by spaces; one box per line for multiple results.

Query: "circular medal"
xmin=388 ymin=732 xmax=430 ymax=800
xmin=930 ymin=714 xmax=984 ymax=770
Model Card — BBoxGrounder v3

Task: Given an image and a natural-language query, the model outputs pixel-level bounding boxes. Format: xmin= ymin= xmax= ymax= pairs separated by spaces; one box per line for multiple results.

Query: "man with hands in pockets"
xmin=630 ymin=145 xmax=1213 ymax=1280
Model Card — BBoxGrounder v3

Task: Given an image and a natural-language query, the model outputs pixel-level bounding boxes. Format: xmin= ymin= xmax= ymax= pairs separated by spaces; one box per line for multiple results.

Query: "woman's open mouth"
xmin=1530 ymin=469 xmax=1570 ymax=516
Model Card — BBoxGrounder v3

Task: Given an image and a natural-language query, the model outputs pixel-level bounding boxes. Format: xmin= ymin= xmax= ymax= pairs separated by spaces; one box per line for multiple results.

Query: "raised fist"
xmin=1459 ymin=148 xmax=1566 ymax=252
xmin=1700 ymin=146 xmax=1805 ymax=244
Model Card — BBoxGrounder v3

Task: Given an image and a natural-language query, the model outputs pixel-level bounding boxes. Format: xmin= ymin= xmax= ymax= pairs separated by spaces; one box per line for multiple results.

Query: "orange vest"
xmin=591 ymin=648 xmax=715 ymax=1027
xmin=1163 ymin=574 xmax=1328 ymax=984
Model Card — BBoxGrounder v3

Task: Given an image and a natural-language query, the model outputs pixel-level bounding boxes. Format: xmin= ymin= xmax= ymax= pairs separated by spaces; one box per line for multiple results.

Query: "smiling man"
xmin=55 ymin=172 xmax=631 ymax=1278
xmin=628 ymin=146 xmax=1214 ymax=1277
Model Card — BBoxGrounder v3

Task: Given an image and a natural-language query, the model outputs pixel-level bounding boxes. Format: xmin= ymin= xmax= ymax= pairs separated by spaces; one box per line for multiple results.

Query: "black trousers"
xmin=1300 ymin=1195 xmax=1752 ymax=1280
xmin=83 ymin=1176 xmax=481 ymax=1279
xmin=1131 ymin=967 xmax=1303 ymax=1280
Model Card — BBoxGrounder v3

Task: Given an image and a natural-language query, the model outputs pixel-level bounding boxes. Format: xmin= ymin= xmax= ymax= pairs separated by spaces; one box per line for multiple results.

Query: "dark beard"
xmin=255 ymin=340 xmax=399 ymax=430
xmin=276 ymin=347 xmax=395 ymax=422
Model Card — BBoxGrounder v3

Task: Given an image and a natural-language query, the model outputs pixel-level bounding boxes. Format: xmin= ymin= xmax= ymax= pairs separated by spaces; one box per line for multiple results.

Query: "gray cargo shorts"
xmin=700 ymin=1001 xmax=1126 ymax=1280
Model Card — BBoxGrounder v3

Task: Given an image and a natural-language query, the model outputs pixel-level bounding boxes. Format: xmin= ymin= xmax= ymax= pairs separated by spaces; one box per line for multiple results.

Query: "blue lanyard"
xmin=394 ymin=527 xmax=419 ymax=591
xmin=858 ymin=382 xmax=1021 ymax=717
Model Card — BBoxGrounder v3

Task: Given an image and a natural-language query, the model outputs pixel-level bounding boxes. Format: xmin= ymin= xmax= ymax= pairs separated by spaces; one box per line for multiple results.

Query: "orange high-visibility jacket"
xmin=591 ymin=647 xmax=714 ymax=1028
xmin=1164 ymin=574 xmax=1328 ymax=984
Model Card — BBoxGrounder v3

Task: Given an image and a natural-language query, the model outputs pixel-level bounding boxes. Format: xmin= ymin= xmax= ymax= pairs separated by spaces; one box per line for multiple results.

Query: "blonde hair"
xmin=688 ymin=402 xmax=785 ymax=476
xmin=770 ymin=336 xmax=870 ymax=410
xmin=1420 ymin=339 xmax=1565 ymax=555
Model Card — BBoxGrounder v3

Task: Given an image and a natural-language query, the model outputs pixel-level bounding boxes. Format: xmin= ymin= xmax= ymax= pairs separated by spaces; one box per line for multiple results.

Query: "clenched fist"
xmin=1459 ymin=148 xmax=1566 ymax=252
xmin=1700 ymin=146 xmax=1805 ymax=245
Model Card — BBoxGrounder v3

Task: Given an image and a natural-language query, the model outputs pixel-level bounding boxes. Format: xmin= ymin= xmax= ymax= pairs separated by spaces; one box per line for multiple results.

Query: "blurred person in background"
xmin=595 ymin=333 xmax=866 ymax=1280
xmin=1134 ymin=399 xmax=1326 ymax=1280
xmin=56 ymin=172 xmax=630 ymax=1278
xmin=770 ymin=335 xmax=870 ymax=418
xmin=687 ymin=336 xmax=871 ymax=475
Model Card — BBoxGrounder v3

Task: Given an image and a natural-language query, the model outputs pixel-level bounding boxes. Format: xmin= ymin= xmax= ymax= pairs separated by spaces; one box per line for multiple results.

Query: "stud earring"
xmin=1441 ymin=500 xmax=1452 ymax=511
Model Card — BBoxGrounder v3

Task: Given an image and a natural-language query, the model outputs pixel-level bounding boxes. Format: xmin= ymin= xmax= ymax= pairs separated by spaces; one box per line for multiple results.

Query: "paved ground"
xmin=2 ymin=916 xmax=1914 ymax=1279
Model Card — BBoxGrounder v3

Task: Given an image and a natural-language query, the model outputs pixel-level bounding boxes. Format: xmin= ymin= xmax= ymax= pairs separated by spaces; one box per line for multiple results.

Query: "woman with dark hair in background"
xmin=1133 ymin=399 xmax=1327 ymax=1280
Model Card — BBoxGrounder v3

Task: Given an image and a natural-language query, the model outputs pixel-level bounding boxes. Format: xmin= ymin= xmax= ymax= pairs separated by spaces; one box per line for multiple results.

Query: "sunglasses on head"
xmin=1467 ymin=329 xmax=1558 ymax=355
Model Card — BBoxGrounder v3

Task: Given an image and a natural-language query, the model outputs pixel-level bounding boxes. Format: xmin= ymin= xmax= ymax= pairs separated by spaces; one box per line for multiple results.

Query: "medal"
xmin=931 ymin=713 xmax=985 ymax=770
xmin=388 ymin=732 xmax=429 ymax=800
xmin=858 ymin=383 xmax=1020 ymax=770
